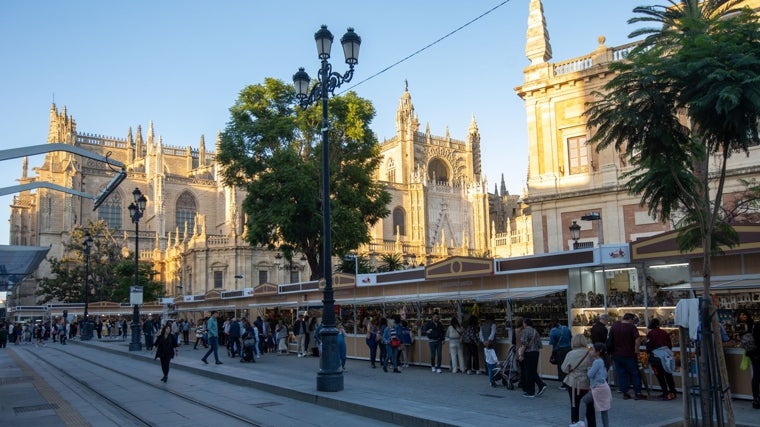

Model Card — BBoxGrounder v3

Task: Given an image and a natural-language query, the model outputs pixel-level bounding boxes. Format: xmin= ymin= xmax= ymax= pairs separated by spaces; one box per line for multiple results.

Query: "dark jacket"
xmin=424 ymin=319 xmax=445 ymax=341
xmin=590 ymin=321 xmax=608 ymax=345
xmin=154 ymin=333 xmax=178 ymax=359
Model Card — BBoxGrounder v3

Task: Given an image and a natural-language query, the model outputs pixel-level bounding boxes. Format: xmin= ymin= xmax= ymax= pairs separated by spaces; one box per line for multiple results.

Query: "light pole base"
xmin=316 ymin=371 xmax=344 ymax=392
xmin=129 ymin=322 xmax=142 ymax=351
xmin=81 ymin=320 xmax=94 ymax=341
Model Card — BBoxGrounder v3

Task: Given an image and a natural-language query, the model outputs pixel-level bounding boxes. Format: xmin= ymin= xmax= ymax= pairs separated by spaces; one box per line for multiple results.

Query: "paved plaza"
xmin=2 ymin=337 xmax=759 ymax=426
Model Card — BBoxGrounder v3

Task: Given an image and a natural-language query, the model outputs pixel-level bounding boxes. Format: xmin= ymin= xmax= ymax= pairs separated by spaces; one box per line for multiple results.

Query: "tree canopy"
xmin=36 ymin=221 xmax=164 ymax=304
xmin=216 ymin=78 xmax=391 ymax=280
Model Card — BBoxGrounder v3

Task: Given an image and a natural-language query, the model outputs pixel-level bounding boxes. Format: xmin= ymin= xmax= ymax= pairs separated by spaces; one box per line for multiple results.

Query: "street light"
xmin=81 ymin=230 xmax=94 ymax=340
xmin=569 ymin=221 xmax=581 ymax=250
xmin=127 ymin=187 xmax=147 ymax=351
xmin=581 ymin=212 xmax=603 ymax=246
xmin=345 ymin=254 xmax=359 ymax=278
xmin=293 ymin=24 xmax=361 ymax=392
xmin=273 ymin=253 xmax=308 ymax=282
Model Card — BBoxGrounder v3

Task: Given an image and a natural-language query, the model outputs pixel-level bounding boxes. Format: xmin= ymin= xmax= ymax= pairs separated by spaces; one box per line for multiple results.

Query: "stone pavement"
xmin=2 ymin=337 xmax=759 ymax=427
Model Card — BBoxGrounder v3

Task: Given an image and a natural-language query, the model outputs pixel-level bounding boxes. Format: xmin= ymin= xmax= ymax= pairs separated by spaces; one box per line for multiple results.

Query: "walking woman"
xmin=154 ymin=323 xmax=179 ymax=382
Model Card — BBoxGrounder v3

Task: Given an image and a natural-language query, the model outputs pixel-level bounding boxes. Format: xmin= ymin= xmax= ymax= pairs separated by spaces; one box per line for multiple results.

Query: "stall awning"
xmin=175 ymin=304 xmax=237 ymax=312
xmin=487 ymin=285 xmax=567 ymax=300
xmin=661 ymin=279 xmax=760 ymax=291
xmin=0 ymin=245 xmax=51 ymax=291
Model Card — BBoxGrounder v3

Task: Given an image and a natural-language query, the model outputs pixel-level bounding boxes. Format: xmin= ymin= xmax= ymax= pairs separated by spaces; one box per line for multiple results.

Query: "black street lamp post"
xmin=292 ymin=25 xmax=361 ymax=392
xmin=569 ymin=220 xmax=581 ymax=250
xmin=127 ymin=187 xmax=147 ymax=351
xmin=81 ymin=231 xmax=94 ymax=340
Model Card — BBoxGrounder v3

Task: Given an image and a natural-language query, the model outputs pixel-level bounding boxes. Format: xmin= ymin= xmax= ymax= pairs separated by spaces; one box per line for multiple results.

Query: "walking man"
xmin=201 ymin=311 xmax=223 ymax=365
xmin=294 ymin=312 xmax=307 ymax=357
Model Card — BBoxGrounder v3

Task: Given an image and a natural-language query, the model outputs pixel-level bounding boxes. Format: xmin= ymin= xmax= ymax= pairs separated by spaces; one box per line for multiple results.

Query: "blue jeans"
xmin=366 ymin=340 xmax=378 ymax=366
xmin=486 ymin=362 xmax=497 ymax=384
xmin=203 ymin=336 xmax=220 ymax=362
xmin=429 ymin=340 xmax=443 ymax=369
xmin=613 ymin=354 xmax=642 ymax=395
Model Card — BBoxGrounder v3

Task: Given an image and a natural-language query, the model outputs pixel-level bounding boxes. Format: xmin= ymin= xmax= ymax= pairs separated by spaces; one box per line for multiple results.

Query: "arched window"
xmin=386 ymin=159 xmax=396 ymax=182
xmin=428 ymin=158 xmax=449 ymax=183
xmin=176 ymin=192 xmax=197 ymax=234
xmin=98 ymin=192 xmax=122 ymax=230
xmin=393 ymin=207 xmax=406 ymax=236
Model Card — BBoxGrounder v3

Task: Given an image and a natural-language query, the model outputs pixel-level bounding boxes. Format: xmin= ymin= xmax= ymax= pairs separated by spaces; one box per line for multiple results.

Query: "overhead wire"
xmin=337 ymin=0 xmax=511 ymax=94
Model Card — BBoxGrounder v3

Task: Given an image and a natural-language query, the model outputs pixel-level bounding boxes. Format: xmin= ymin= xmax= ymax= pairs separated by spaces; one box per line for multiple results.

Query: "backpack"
xmin=741 ymin=331 xmax=757 ymax=354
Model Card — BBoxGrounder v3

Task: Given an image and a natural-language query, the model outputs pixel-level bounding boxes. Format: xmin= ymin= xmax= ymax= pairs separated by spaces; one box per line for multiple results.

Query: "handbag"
xmin=550 ymin=350 xmax=558 ymax=365
xmin=391 ymin=337 xmax=402 ymax=348
xmin=741 ymin=353 xmax=751 ymax=371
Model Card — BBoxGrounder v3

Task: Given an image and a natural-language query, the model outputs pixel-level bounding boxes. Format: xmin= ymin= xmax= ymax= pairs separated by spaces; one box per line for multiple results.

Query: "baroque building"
xmin=9 ymin=84 xmax=527 ymax=305
xmin=517 ymin=0 xmax=760 ymax=254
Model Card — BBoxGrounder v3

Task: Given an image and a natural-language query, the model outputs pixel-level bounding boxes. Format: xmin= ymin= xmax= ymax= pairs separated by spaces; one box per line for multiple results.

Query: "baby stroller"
xmin=493 ymin=345 xmax=520 ymax=389
xmin=240 ymin=334 xmax=256 ymax=363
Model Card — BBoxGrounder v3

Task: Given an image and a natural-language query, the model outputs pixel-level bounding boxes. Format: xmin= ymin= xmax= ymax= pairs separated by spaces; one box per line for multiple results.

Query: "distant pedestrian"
xmin=275 ymin=320 xmax=289 ymax=355
xmin=154 ymin=324 xmax=179 ymax=382
xmin=423 ymin=312 xmax=445 ymax=373
xmin=294 ymin=313 xmax=307 ymax=357
xmin=550 ymin=317 xmax=573 ymax=389
xmin=562 ymin=334 xmax=595 ymax=427
xmin=143 ymin=317 xmax=155 ymax=351
xmin=609 ymin=313 xmax=645 ymax=400
xmin=366 ymin=317 xmax=379 ymax=368
xmin=573 ymin=343 xmax=611 ymax=427
xmin=446 ymin=317 xmax=464 ymax=373
xmin=193 ymin=321 xmax=208 ymax=349
xmin=182 ymin=319 xmax=190 ymax=345
xmin=399 ymin=320 xmax=414 ymax=368
xmin=337 ymin=322 xmax=347 ymax=371
xmin=0 ymin=324 xmax=8 ymax=348
xmin=518 ymin=318 xmax=547 ymax=398
xmin=462 ymin=316 xmax=480 ymax=375
xmin=201 ymin=311 xmax=222 ymax=365
xmin=121 ymin=319 xmax=128 ymax=341
xmin=485 ymin=341 xmax=498 ymax=387
xmin=59 ymin=320 xmax=67 ymax=345
xmin=646 ymin=318 xmax=677 ymax=401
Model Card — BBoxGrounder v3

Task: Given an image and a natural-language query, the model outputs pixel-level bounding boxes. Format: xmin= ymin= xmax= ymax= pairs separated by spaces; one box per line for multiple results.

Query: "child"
xmin=572 ymin=342 xmax=611 ymax=427
xmin=484 ymin=341 xmax=498 ymax=387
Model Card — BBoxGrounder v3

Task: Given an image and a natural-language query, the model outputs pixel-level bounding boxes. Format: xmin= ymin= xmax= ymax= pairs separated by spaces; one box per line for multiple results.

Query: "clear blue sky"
xmin=0 ymin=0 xmax=643 ymax=246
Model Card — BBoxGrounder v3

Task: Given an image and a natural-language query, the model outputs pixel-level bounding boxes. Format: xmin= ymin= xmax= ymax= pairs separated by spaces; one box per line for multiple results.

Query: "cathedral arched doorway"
xmin=428 ymin=158 xmax=449 ymax=184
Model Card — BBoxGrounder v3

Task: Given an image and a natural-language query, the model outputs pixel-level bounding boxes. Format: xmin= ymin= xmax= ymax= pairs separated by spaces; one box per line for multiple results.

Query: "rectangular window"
xmin=289 ymin=270 xmax=299 ymax=284
xmin=567 ymin=136 xmax=589 ymax=175
xmin=258 ymin=270 xmax=268 ymax=286
xmin=213 ymin=271 xmax=223 ymax=289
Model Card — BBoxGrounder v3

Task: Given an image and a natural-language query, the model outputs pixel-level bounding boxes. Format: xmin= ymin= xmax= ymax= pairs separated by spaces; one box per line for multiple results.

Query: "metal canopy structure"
xmin=0 ymin=143 xmax=126 ymax=206
xmin=0 ymin=245 xmax=51 ymax=291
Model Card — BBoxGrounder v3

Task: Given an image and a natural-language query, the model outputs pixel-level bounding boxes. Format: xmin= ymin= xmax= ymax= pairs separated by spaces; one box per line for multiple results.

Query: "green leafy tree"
xmin=112 ymin=258 xmax=164 ymax=303
xmin=216 ymin=78 xmax=391 ymax=280
xmin=376 ymin=253 xmax=404 ymax=272
xmin=585 ymin=1 xmax=760 ymax=422
xmin=36 ymin=221 xmax=164 ymax=304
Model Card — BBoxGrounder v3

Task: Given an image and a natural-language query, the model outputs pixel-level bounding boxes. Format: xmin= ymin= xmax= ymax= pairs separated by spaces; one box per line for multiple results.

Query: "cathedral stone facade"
xmin=9 ymin=85 xmax=527 ymax=305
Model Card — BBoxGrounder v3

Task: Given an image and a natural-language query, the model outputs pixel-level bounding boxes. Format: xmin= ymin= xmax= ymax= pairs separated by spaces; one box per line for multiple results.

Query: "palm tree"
xmin=585 ymin=1 xmax=760 ymax=424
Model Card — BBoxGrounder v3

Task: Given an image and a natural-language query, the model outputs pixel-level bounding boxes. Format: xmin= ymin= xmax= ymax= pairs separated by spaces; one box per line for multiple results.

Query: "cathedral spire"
xmin=526 ymin=0 xmax=552 ymax=65
xmin=127 ymin=127 xmax=134 ymax=164
xmin=199 ymin=134 xmax=206 ymax=166
xmin=500 ymin=174 xmax=508 ymax=196
xmin=135 ymin=125 xmax=144 ymax=158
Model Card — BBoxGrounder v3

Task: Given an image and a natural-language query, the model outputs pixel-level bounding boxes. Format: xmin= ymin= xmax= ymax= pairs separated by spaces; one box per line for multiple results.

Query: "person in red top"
xmin=646 ymin=318 xmax=677 ymax=400
xmin=609 ymin=312 xmax=645 ymax=400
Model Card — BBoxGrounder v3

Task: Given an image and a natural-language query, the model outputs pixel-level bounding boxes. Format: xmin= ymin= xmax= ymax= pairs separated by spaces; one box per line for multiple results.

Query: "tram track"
xmin=21 ymin=345 xmax=268 ymax=427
